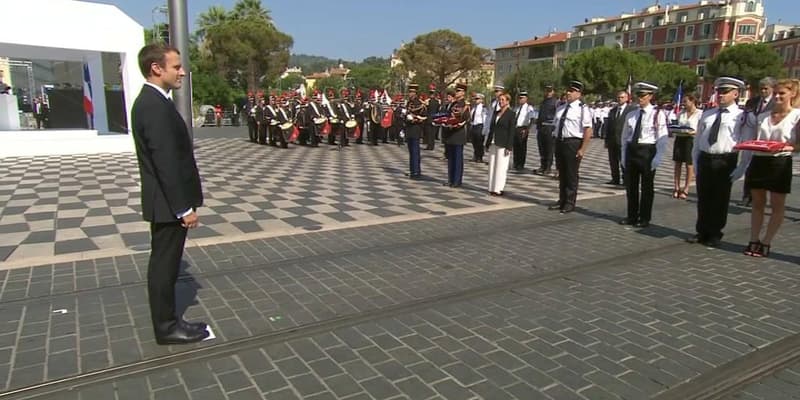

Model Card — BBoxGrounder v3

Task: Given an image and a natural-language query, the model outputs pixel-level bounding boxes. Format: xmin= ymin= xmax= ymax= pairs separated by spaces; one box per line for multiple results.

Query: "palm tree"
xmin=196 ymin=5 xmax=228 ymax=41
xmin=231 ymin=0 xmax=272 ymax=24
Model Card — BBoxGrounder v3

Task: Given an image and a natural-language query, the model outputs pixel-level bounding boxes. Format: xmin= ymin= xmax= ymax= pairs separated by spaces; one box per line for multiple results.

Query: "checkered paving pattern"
xmin=0 ymin=135 xmax=748 ymax=265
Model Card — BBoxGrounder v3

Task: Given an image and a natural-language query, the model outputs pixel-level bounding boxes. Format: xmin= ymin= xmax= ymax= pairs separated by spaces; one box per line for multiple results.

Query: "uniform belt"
xmin=629 ymin=143 xmax=656 ymax=147
xmin=557 ymin=137 xmax=581 ymax=141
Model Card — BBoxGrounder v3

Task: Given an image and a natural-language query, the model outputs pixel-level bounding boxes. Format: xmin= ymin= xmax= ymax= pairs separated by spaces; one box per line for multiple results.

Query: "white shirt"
xmin=677 ymin=109 xmax=702 ymax=131
xmin=144 ymin=82 xmax=171 ymax=100
xmin=753 ymin=108 xmax=800 ymax=157
xmin=693 ymin=103 xmax=749 ymax=155
xmin=515 ymin=103 xmax=533 ymax=128
xmin=471 ymin=103 xmax=486 ymax=125
xmin=621 ymin=104 xmax=669 ymax=145
xmin=553 ymin=99 xmax=592 ymax=139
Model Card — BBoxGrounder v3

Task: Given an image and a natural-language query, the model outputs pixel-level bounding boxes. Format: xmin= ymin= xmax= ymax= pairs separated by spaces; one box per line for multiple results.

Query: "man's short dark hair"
xmin=138 ymin=44 xmax=180 ymax=78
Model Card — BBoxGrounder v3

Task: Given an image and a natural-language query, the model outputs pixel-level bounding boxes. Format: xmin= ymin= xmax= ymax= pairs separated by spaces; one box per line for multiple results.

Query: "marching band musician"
xmin=294 ymin=97 xmax=311 ymax=146
xmin=354 ymin=90 xmax=366 ymax=144
xmin=390 ymin=95 xmax=405 ymax=145
xmin=266 ymin=95 xmax=287 ymax=148
xmin=443 ymin=83 xmax=470 ymax=188
xmin=275 ymin=96 xmax=291 ymax=148
xmin=424 ymin=84 xmax=440 ymax=150
xmin=255 ymin=97 xmax=268 ymax=145
xmin=305 ymin=91 xmax=325 ymax=147
xmin=325 ymin=88 xmax=342 ymax=146
xmin=404 ymin=84 xmax=427 ymax=179
xmin=337 ymin=88 xmax=355 ymax=148
xmin=245 ymin=92 xmax=258 ymax=143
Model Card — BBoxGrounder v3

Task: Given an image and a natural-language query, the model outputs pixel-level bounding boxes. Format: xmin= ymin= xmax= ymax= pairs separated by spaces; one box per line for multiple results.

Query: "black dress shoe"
xmin=686 ymin=234 xmax=706 ymax=244
xmin=705 ymin=237 xmax=721 ymax=247
xmin=155 ymin=325 xmax=209 ymax=345
xmin=619 ymin=218 xmax=636 ymax=225
xmin=606 ymin=180 xmax=621 ymax=185
xmin=452 ymin=183 xmax=462 ymax=188
xmin=560 ymin=205 xmax=575 ymax=214
xmin=180 ymin=319 xmax=208 ymax=332
xmin=634 ymin=221 xmax=650 ymax=228
xmin=409 ymin=174 xmax=422 ymax=180
xmin=547 ymin=203 xmax=563 ymax=211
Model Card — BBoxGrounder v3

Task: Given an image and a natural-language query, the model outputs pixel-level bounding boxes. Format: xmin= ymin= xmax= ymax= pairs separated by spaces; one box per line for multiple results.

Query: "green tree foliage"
xmin=562 ymin=47 xmax=651 ymax=98
xmin=271 ymin=73 xmax=305 ymax=91
xmin=396 ymin=29 xmax=490 ymax=96
xmin=231 ymin=0 xmax=272 ymax=22
xmin=502 ymin=61 xmax=563 ymax=101
xmin=314 ymin=77 xmax=347 ymax=93
xmin=646 ymin=62 xmax=700 ymax=100
xmin=195 ymin=5 xmax=228 ymax=41
xmin=706 ymin=43 xmax=785 ymax=87
xmin=349 ymin=64 xmax=390 ymax=90
xmin=204 ymin=16 xmax=293 ymax=92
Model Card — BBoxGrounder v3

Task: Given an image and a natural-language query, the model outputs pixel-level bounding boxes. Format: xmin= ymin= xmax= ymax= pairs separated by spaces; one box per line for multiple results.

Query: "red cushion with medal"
xmin=733 ymin=140 xmax=788 ymax=153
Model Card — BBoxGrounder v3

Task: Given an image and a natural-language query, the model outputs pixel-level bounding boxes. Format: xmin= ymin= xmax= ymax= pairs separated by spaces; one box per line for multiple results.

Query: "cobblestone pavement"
xmin=726 ymin=363 xmax=800 ymax=399
xmin=1 ymin=126 xmax=703 ymax=267
xmin=1 ymin=179 xmax=799 ymax=399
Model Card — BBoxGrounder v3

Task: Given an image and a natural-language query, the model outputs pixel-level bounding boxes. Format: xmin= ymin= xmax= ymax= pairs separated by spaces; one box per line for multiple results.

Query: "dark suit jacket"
xmin=131 ymin=85 xmax=202 ymax=223
xmin=489 ymin=108 xmax=515 ymax=150
xmin=745 ymin=95 xmax=775 ymax=115
xmin=604 ymin=103 xmax=632 ymax=147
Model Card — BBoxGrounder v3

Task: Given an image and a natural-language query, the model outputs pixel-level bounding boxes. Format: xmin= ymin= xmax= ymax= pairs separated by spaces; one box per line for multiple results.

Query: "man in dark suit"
xmin=32 ymin=97 xmax=49 ymax=129
xmin=131 ymin=44 xmax=208 ymax=345
xmin=603 ymin=90 xmax=632 ymax=185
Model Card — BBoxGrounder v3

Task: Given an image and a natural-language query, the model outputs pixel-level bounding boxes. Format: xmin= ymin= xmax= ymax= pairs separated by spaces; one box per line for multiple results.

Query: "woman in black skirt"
xmin=745 ymin=79 xmax=800 ymax=257
xmin=672 ymin=94 xmax=701 ymax=199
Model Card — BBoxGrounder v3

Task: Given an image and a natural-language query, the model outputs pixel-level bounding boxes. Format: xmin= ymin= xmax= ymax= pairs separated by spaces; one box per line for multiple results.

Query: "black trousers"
xmin=695 ymin=152 xmax=738 ymax=240
xmin=148 ymin=221 xmax=188 ymax=334
xmin=247 ymin=119 xmax=257 ymax=142
xmin=470 ymin=124 xmax=484 ymax=161
xmin=328 ymin=124 xmax=345 ymax=145
xmin=512 ymin=129 xmax=528 ymax=169
xmin=537 ymin=126 xmax=555 ymax=171
xmin=556 ymin=138 xmax=582 ymax=207
xmin=624 ymin=144 xmax=657 ymax=223
xmin=257 ymin=123 xmax=267 ymax=145
xmin=607 ymin=140 xmax=622 ymax=184
xmin=269 ymin=125 xmax=287 ymax=147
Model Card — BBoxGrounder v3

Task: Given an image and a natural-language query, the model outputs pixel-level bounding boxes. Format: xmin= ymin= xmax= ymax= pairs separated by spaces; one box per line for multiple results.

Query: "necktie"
xmin=556 ymin=104 xmax=570 ymax=140
xmin=707 ymin=108 xmax=727 ymax=146
xmin=631 ymin=109 xmax=644 ymax=144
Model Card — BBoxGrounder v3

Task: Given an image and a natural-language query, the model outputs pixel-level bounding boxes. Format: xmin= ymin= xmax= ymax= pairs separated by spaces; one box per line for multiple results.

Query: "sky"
xmin=97 ymin=0 xmax=794 ymax=61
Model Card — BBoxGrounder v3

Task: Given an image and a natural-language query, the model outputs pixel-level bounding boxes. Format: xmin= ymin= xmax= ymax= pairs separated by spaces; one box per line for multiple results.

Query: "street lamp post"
xmin=167 ymin=0 xmax=194 ymax=140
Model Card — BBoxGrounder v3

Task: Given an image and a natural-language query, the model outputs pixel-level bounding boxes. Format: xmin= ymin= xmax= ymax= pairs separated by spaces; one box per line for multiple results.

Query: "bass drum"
xmin=344 ymin=119 xmax=357 ymax=129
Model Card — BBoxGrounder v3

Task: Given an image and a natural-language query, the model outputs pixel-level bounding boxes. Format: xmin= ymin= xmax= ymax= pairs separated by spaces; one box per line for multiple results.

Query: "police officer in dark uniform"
xmin=549 ymin=80 xmax=593 ymax=213
xmin=424 ymin=84 xmax=440 ymax=150
xmin=244 ymin=93 xmax=258 ymax=143
xmin=443 ymin=83 xmax=470 ymax=187
xmin=535 ymin=84 xmax=558 ymax=175
xmin=404 ymin=84 xmax=427 ymax=179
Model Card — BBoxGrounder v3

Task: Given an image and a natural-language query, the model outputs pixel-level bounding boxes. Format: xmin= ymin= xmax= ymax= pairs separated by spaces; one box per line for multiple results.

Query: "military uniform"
xmin=404 ymin=84 xmax=427 ymax=178
xmin=443 ymin=83 xmax=470 ymax=187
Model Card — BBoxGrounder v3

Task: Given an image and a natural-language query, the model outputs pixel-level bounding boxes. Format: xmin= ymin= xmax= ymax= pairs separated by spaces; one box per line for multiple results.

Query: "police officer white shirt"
xmin=553 ymin=100 xmax=593 ymax=139
xmin=515 ymin=103 xmax=533 ymax=128
xmin=692 ymin=103 xmax=749 ymax=157
xmin=621 ymin=104 xmax=669 ymax=168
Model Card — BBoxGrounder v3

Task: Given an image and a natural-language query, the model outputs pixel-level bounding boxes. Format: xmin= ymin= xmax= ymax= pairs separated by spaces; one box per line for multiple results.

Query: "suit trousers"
xmin=537 ymin=126 xmax=555 ymax=171
xmin=607 ymin=140 xmax=622 ymax=183
xmin=257 ymin=124 xmax=267 ymax=145
xmin=512 ymin=129 xmax=528 ymax=170
xmin=470 ymin=124 xmax=484 ymax=161
xmin=148 ymin=221 xmax=188 ymax=334
xmin=624 ymin=144 xmax=657 ymax=223
xmin=488 ymin=147 xmax=511 ymax=193
xmin=247 ymin=119 xmax=257 ymax=142
xmin=446 ymin=144 xmax=464 ymax=185
xmin=556 ymin=138 xmax=582 ymax=207
xmin=407 ymin=138 xmax=421 ymax=176
xmin=695 ymin=152 xmax=738 ymax=240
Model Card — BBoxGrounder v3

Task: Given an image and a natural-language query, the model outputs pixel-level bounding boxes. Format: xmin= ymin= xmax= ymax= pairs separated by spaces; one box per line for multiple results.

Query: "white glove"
xmin=730 ymin=165 xmax=746 ymax=182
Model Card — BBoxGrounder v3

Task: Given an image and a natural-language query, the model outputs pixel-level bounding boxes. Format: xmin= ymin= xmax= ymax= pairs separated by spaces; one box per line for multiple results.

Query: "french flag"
xmin=83 ymin=64 xmax=93 ymax=115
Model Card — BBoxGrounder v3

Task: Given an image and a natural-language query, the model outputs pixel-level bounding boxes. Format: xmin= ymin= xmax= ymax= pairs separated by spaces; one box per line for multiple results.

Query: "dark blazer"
xmin=131 ymin=85 xmax=202 ymax=223
xmin=745 ymin=95 xmax=775 ymax=115
xmin=604 ymin=103 xmax=632 ymax=147
xmin=489 ymin=108 xmax=515 ymax=150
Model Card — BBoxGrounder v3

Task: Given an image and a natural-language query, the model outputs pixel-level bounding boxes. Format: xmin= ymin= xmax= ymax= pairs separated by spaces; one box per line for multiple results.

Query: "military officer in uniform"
xmin=443 ymin=83 xmax=470 ymax=187
xmin=534 ymin=84 xmax=558 ymax=175
xmin=619 ymin=82 xmax=669 ymax=228
xmin=424 ymin=84 xmax=440 ymax=150
xmin=549 ymin=80 xmax=593 ymax=213
xmin=404 ymin=84 xmax=427 ymax=179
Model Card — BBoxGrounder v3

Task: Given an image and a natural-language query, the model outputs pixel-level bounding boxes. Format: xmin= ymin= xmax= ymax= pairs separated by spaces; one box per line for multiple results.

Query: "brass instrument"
xmin=405 ymin=98 xmax=428 ymax=124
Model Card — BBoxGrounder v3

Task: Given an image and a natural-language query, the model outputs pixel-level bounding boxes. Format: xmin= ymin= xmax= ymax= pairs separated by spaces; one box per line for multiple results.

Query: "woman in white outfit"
xmin=488 ymin=93 xmax=515 ymax=196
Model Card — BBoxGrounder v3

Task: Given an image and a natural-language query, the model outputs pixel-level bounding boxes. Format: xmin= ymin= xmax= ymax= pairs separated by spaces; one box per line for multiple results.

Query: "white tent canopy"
xmin=0 ymin=0 xmax=145 ymax=134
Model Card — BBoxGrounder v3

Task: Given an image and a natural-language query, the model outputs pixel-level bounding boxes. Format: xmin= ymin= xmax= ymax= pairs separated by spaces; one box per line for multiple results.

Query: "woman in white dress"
xmin=744 ymin=79 xmax=800 ymax=257
xmin=672 ymin=94 xmax=702 ymax=199
xmin=487 ymin=93 xmax=515 ymax=196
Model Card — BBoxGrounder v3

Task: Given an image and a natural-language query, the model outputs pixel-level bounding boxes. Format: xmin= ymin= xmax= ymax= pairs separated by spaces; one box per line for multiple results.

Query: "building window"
xmin=580 ymin=38 xmax=592 ymax=49
xmin=594 ymin=37 xmax=605 ymax=47
xmin=665 ymin=48 xmax=675 ymax=61
xmin=701 ymin=23 xmax=713 ymax=39
xmin=796 ymin=45 xmax=800 ymax=61
xmin=654 ymin=16 xmax=664 ymax=27
xmin=628 ymin=33 xmax=637 ymax=47
xmin=644 ymin=31 xmax=653 ymax=45
xmin=787 ymin=46 xmax=795 ymax=63
xmin=697 ymin=44 xmax=710 ymax=60
xmin=682 ymin=45 xmax=694 ymax=61
xmin=686 ymin=25 xmax=695 ymax=40
xmin=667 ymin=28 xmax=678 ymax=43
xmin=737 ymin=24 xmax=756 ymax=35
xmin=678 ymin=12 xmax=688 ymax=22
xmin=568 ymin=40 xmax=579 ymax=52
xmin=696 ymin=64 xmax=705 ymax=77
xmin=745 ymin=1 xmax=756 ymax=12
